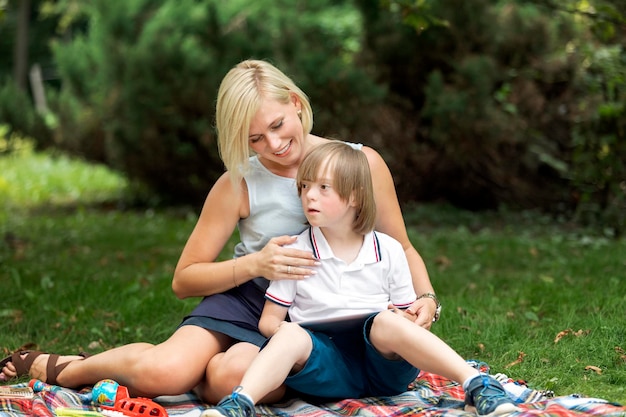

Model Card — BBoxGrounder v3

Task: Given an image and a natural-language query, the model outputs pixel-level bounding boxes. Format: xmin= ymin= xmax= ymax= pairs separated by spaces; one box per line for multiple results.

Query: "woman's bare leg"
xmin=196 ymin=342 xmax=286 ymax=404
xmin=2 ymin=325 xmax=231 ymax=398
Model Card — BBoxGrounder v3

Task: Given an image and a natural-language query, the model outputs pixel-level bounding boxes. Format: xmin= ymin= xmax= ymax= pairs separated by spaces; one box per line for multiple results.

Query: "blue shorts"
xmin=284 ymin=314 xmax=420 ymax=400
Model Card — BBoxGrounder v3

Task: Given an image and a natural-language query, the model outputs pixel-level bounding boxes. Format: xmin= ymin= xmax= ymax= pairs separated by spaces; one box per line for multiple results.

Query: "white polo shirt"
xmin=265 ymin=227 xmax=417 ymax=323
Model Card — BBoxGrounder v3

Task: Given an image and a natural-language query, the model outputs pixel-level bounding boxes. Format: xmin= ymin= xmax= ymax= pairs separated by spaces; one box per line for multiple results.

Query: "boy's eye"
xmin=321 ymin=184 xmax=331 ymax=190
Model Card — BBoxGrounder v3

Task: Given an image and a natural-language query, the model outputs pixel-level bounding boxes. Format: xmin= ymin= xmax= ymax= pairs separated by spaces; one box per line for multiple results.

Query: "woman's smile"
xmin=273 ymin=140 xmax=292 ymax=157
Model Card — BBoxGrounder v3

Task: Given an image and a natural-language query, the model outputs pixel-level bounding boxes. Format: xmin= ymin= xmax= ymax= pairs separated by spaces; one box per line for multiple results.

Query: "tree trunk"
xmin=13 ymin=0 xmax=31 ymax=91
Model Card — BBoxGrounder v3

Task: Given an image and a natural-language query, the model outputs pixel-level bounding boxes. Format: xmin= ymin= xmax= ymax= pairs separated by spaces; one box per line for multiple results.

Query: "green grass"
xmin=0 ymin=147 xmax=625 ymax=404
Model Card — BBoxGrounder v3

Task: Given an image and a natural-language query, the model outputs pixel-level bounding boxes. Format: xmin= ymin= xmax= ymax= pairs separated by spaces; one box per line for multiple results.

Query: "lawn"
xmin=0 ymin=144 xmax=625 ymax=404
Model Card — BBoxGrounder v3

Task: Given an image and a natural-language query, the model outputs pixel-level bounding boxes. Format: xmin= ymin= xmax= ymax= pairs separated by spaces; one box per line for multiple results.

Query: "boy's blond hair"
xmin=297 ymin=141 xmax=376 ymax=235
xmin=216 ymin=60 xmax=313 ymax=183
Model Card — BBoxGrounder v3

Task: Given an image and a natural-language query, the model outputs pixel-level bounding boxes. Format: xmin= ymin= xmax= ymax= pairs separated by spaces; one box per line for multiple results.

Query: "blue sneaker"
xmin=464 ymin=374 xmax=520 ymax=416
xmin=201 ymin=387 xmax=256 ymax=417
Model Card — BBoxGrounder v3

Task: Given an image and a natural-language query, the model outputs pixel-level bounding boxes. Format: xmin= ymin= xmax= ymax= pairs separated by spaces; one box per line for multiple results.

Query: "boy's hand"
xmin=387 ymin=304 xmax=420 ymax=324
xmin=406 ymin=298 xmax=437 ymax=330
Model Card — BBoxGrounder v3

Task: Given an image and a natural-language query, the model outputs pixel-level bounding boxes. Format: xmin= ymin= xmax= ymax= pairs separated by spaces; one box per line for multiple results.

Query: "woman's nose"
xmin=266 ymin=132 xmax=282 ymax=150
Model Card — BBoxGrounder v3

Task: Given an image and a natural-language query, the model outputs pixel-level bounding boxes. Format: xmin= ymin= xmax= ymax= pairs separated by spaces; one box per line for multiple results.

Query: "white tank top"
xmin=233 ymin=142 xmax=363 ymax=288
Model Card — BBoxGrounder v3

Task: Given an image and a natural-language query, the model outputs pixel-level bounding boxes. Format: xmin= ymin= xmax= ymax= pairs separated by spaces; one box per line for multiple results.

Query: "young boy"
xmin=202 ymin=141 xmax=519 ymax=417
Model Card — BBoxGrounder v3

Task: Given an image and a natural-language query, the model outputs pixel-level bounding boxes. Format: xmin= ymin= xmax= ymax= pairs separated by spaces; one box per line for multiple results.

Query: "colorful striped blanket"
xmin=1 ymin=367 xmax=624 ymax=417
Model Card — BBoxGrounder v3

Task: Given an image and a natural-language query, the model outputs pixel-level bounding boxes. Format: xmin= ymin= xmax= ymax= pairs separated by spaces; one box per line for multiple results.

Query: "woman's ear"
xmin=290 ymin=93 xmax=301 ymax=111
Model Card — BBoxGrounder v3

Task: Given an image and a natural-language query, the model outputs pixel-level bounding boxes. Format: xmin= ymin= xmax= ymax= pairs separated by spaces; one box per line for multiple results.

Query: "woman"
xmin=0 ymin=60 xmax=438 ymax=404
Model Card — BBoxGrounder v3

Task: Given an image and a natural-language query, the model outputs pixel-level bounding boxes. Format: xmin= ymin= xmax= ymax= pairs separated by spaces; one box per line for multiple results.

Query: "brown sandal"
xmin=0 ymin=350 xmax=90 ymax=385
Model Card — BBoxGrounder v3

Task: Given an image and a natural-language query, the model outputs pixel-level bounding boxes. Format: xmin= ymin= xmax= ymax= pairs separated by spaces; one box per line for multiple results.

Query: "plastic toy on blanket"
xmin=29 ymin=378 xmax=168 ymax=417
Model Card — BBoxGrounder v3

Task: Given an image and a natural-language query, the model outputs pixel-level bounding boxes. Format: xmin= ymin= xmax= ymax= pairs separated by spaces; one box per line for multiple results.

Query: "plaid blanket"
xmin=1 ymin=367 xmax=624 ymax=417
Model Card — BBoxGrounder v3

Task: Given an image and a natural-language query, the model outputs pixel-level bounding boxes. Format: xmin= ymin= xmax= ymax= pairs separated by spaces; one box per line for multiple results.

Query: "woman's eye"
xmin=271 ymin=120 xmax=283 ymax=130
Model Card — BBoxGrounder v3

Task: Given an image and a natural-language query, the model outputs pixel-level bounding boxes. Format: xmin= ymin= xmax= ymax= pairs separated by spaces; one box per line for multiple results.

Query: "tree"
xmin=13 ymin=0 xmax=30 ymax=90
xmin=48 ymin=0 xmax=380 ymax=204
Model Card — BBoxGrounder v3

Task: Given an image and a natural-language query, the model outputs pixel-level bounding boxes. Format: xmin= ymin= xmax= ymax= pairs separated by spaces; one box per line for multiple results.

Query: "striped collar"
xmin=308 ymin=226 xmax=381 ymax=264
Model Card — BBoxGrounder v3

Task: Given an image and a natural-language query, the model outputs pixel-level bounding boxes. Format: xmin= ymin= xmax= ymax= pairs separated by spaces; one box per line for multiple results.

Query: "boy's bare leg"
xmin=369 ymin=310 xmax=480 ymax=383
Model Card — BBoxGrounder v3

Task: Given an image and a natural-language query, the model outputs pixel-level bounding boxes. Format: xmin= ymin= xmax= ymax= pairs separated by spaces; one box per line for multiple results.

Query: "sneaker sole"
xmin=467 ymin=403 xmax=520 ymax=416
xmin=200 ymin=410 xmax=228 ymax=417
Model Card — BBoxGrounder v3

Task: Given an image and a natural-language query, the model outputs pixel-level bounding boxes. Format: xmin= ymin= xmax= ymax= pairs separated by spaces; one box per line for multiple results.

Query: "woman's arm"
xmin=362 ymin=146 xmax=437 ymax=328
xmin=172 ymin=172 xmax=248 ymax=298
xmin=172 ymin=172 xmax=319 ymax=299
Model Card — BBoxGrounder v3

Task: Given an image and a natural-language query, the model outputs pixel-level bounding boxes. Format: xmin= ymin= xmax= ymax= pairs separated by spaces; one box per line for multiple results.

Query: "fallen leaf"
xmin=88 ymin=340 xmax=102 ymax=350
xmin=504 ymin=352 xmax=526 ymax=369
xmin=555 ymin=329 xmax=572 ymax=343
xmin=554 ymin=328 xmax=590 ymax=343
xmin=585 ymin=365 xmax=602 ymax=375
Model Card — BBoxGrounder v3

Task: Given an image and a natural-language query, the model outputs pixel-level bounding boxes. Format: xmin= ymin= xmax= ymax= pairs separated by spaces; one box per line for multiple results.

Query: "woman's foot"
xmin=0 ymin=351 xmax=88 ymax=384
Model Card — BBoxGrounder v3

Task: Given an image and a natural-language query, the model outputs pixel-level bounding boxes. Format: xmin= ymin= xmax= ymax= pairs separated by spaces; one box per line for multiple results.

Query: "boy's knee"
xmin=370 ymin=310 xmax=403 ymax=341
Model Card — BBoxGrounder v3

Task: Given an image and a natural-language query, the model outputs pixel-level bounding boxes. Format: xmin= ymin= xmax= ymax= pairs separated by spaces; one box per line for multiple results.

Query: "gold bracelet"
xmin=232 ymin=258 xmax=238 ymax=288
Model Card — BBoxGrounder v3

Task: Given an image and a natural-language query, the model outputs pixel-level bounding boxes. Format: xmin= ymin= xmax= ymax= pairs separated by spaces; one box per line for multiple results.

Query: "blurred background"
xmin=0 ymin=0 xmax=624 ymax=234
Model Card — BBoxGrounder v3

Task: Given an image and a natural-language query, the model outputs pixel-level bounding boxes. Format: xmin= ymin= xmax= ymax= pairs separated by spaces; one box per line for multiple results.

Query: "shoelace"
xmin=475 ymin=375 xmax=505 ymax=410
xmin=218 ymin=387 xmax=253 ymax=417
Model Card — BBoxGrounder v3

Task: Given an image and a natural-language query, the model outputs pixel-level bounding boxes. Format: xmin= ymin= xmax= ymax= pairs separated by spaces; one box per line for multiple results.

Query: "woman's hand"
xmin=255 ymin=235 xmax=320 ymax=281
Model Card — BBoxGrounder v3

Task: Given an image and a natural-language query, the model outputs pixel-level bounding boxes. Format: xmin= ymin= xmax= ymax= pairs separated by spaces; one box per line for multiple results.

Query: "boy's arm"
xmin=259 ymin=300 xmax=290 ymax=337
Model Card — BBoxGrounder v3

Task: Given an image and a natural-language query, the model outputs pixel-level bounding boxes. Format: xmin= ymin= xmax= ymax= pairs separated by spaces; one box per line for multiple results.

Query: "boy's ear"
xmin=348 ymin=191 xmax=358 ymax=207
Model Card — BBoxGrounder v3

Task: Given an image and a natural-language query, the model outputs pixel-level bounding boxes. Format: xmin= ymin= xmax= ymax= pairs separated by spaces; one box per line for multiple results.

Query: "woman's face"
xmin=248 ymin=97 xmax=304 ymax=169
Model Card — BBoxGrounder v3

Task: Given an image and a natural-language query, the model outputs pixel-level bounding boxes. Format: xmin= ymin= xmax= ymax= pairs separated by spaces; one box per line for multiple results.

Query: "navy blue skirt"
xmin=179 ymin=280 xmax=267 ymax=347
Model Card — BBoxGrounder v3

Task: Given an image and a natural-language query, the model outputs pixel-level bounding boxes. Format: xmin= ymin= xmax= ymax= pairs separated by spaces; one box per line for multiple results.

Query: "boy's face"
xmin=300 ymin=164 xmax=356 ymax=230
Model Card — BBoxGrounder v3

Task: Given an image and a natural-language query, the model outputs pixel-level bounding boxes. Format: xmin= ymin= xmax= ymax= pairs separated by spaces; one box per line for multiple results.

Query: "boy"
xmin=203 ymin=141 xmax=519 ymax=417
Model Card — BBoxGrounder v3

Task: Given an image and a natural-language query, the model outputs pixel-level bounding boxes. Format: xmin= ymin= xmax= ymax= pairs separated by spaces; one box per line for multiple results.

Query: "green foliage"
xmin=570 ymin=44 xmax=626 ymax=235
xmin=1 ymin=0 xmax=624 ymax=232
xmin=50 ymin=0 xmax=226 ymax=204
xmin=0 ymin=79 xmax=53 ymax=152
xmin=352 ymin=0 xmax=626 ymax=232
xmin=381 ymin=0 xmax=449 ymax=32
xmin=45 ymin=0 xmax=381 ymax=204
xmin=0 ymin=140 xmax=126 ymax=219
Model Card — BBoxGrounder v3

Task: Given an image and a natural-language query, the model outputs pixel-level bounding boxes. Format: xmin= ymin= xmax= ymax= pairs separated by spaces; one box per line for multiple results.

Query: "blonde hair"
xmin=216 ymin=60 xmax=313 ymax=182
xmin=297 ymin=141 xmax=376 ymax=235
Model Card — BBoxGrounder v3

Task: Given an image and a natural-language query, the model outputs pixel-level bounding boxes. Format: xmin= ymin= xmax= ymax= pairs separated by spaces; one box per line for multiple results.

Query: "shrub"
xmin=48 ymin=0 xmax=381 ymax=205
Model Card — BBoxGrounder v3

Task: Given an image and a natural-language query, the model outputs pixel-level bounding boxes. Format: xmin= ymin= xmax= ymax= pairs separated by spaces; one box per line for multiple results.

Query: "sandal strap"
xmin=48 ymin=352 xmax=90 ymax=385
xmin=46 ymin=353 xmax=63 ymax=385
xmin=7 ymin=350 xmax=89 ymax=385
xmin=12 ymin=351 xmax=43 ymax=376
